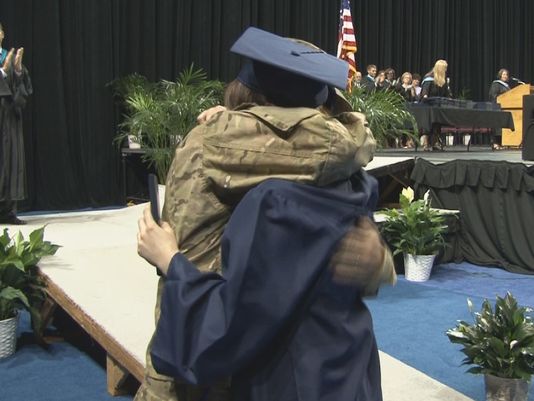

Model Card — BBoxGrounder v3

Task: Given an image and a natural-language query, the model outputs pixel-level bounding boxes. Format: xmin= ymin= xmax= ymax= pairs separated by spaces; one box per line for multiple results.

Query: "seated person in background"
xmin=353 ymin=70 xmax=363 ymax=88
xmin=420 ymin=59 xmax=452 ymax=150
xmin=488 ymin=68 xmax=511 ymax=149
xmin=375 ymin=69 xmax=388 ymax=91
xmin=411 ymin=73 xmax=422 ymax=100
xmin=395 ymin=71 xmax=416 ymax=102
xmin=361 ymin=64 xmax=377 ymax=92
xmin=384 ymin=67 xmax=397 ymax=89
xmin=395 ymin=72 xmax=416 ymax=148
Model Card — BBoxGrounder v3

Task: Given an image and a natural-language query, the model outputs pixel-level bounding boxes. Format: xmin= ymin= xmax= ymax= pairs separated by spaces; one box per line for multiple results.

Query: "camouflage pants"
xmin=134 ymin=376 xmax=231 ymax=401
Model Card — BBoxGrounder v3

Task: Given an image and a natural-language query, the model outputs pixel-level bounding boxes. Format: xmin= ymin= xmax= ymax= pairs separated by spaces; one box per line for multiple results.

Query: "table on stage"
xmin=407 ymin=103 xmax=515 ymax=149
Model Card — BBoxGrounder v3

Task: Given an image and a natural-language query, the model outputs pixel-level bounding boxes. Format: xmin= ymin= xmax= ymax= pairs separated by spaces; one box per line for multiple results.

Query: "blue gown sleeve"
xmin=150 ymin=180 xmax=366 ymax=385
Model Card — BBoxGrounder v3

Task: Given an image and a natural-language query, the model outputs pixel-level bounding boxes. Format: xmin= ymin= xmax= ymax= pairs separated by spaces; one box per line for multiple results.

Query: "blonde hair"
xmin=401 ymin=72 xmax=412 ymax=84
xmin=433 ymin=60 xmax=448 ymax=87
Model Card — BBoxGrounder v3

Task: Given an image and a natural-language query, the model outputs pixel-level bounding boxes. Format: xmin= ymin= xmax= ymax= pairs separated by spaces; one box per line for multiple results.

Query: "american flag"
xmin=337 ymin=0 xmax=357 ymax=91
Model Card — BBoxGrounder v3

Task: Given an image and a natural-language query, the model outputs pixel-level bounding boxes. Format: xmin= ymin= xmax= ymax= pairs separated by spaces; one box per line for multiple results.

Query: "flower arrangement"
xmin=446 ymin=292 xmax=534 ymax=381
xmin=380 ymin=187 xmax=447 ymax=256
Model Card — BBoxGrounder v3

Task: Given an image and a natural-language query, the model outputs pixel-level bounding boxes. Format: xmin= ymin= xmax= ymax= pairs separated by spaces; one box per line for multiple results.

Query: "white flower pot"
xmin=0 ymin=312 xmax=18 ymax=359
xmin=404 ymin=253 xmax=436 ymax=282
xmin=485 ymin=374 xmax=529 ymax=401
xmin=127 ymin=135 xmax=141 ymax=149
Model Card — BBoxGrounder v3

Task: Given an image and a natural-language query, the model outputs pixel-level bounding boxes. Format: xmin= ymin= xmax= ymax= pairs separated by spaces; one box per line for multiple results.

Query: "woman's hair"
xmin=401 ymin=72 xmax=412 ymax=84
xmin=497 ymin=68 xmax=509 ymax=80
xmin=223 ymin=79 xmax=268 ymax=110
xmin=376 ymin=70 xmax=386 ymax=82
xmin=432 ymin=60 xmax=448 ymax=87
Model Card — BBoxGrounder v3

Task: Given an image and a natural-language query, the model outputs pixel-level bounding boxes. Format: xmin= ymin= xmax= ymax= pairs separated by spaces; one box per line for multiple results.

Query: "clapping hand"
xmin=14 ymin=47 xmax=23 ymax=74
xmin=2 ymin=48 xmax=14 ymax=72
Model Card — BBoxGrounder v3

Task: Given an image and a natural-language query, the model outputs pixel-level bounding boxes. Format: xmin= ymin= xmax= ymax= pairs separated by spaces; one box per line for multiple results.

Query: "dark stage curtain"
xmin=411 ymin=159 xmax=534 ymax=274
xmin=0 ymin=0 xmax=532 ymax=209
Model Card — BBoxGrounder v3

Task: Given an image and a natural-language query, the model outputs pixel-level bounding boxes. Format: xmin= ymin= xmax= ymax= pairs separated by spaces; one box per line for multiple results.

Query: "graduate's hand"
xmin=197 ymin=105 xmax=226 ymax=124
xmin=137 ymin=206 xmax=179 ymax=275
xmin=14 ymin=47 xmax=23 ymax=74
xmin=330 ymin=216 xmax=396 ymax=294
xmin=2 ymin=48 xmax=14 ymax=72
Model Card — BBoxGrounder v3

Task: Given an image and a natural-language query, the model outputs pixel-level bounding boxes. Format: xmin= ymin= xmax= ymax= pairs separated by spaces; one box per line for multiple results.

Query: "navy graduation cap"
xmin=230 ymin=27 xmax=349 ymax=108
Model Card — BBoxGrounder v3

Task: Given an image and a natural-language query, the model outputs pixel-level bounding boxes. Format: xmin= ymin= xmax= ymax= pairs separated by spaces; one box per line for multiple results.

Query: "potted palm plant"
xmin=446 ymin=293 xmax=534 ymax=401
xmin=344 ymin=85 xmax=418 ymax=147
xmin=112 ymin=65 xmax=224 ymax=183
xmin=0 ymin=226 xmax=60 ymax=358
xmin=379 ymin=187 xmax=447 ymax=281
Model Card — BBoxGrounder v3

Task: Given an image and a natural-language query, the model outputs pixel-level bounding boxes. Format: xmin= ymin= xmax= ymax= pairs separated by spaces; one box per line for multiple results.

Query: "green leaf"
xmin=446 ymin=293 xmax=534 ymax=379
xmin=343 ymin=86 xmax=418 ymax=147
xmin=28 ymin=226 xmax=45 ymax=249
xmin=0 ymin=226 xmax=59 ymax=327
xmin=0 ymin=287 xmax=30 ymax=309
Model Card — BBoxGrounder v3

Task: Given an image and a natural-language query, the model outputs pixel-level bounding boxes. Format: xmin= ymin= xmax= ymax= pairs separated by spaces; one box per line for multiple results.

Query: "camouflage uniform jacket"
xmin=135 ymin=105 xmax=376 ymax=401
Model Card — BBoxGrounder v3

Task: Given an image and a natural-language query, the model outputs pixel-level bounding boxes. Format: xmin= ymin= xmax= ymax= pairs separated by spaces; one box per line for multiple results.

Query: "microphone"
xmin=511 ymin=77 xmax=525 ymax=85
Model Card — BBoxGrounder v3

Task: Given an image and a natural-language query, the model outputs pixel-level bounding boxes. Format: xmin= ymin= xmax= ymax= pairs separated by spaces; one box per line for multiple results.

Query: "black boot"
xmin=0 ymin=201 xmax=26 ymax=225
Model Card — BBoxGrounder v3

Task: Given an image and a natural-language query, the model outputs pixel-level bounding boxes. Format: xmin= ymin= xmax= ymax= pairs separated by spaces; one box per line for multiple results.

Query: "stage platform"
xmin=376 ymin=145 xmax=534 ymax=165
xmin=2 ymin=156 xmax=473 ymax=400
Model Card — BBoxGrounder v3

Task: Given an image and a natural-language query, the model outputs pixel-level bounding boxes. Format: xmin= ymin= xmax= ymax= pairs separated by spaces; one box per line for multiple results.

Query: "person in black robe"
xmin=488 ymin=68 xmax=511 ymax=102
xmin=0 ymin=23 xmax=32 ymax=225
xmin=488 ymin=68 xmax=511 ymax=149
xmin=420 ymin=60 xmax=452 ymax=100
xmin=420 ymin=59 xmax=452 ymax=150
xmin=137 ymin=174 xmax=387 ymax=401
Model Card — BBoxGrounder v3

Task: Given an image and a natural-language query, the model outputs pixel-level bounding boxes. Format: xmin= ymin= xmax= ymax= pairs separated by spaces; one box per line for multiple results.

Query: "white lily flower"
xmin=401 ymin=187 xmax=414 ymax=202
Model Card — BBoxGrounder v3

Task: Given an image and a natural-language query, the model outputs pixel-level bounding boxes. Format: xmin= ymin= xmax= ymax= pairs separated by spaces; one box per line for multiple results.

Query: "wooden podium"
xmin=497 ymin=84 xmax=534 ymax=146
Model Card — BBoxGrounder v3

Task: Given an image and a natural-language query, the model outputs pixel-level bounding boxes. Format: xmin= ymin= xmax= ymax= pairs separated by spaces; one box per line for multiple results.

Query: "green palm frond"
xmin=344 ymin=86 xmax=418 ymax=147
xmin=112 ymin=65 xmax=224 ymax=181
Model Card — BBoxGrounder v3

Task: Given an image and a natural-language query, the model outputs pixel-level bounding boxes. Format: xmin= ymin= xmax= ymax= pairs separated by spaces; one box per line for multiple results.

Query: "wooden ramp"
xmin=2 ymin=156 xmax=471 ymax=400
xmin=12 ymin=204 xmax=158 ymax=395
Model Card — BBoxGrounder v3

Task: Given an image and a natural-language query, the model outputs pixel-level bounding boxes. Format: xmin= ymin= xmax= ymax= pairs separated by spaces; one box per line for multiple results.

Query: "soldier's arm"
xmin=329 ymin=216 xmax=396 ymax=296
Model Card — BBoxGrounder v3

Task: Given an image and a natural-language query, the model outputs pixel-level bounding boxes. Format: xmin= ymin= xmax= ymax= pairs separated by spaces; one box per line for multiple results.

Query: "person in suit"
xmin=361 ymin=64 xmax=377 ymax=92
xmin=353 ymin=70 xmax=363 ymax=88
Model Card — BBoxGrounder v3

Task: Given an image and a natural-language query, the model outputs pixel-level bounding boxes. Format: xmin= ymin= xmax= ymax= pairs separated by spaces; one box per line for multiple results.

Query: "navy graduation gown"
xmin=152 ymin=175 xmax=383 ymax=401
